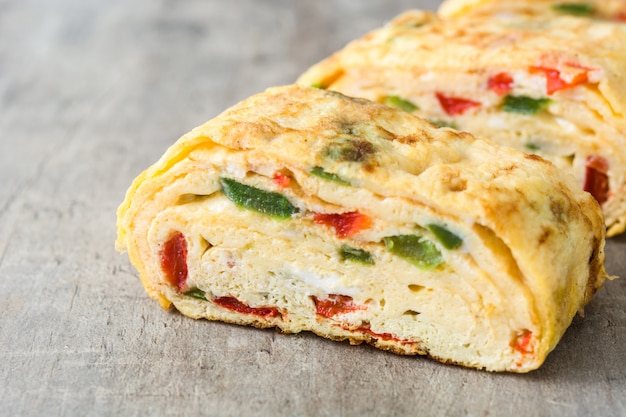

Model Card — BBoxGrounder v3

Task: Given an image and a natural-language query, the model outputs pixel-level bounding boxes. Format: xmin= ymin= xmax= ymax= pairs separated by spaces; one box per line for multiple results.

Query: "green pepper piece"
xmin=184 ymin=288 xmax=208 ymax=301
xmin=525 ymin=142 xmax=541 ymax=152
xmin=427 ymin=224 xmax=463 ymax=250
xmin=383 ymin=95 xmax=419 ymax=112
xmin=502 ymin=95 xmax=551 ymax=115
xmin=310 ymin=166 xmax=351 ymax=185
xmin=429 ymin=119 xmax=459 ymax=129
xmin=220 ymin=177 xmax=299 ymax=219
xmin=339 ymin=245 xmax=375 ymax=265
xmin=323 ymin=138 xmax=377 ymax=163
xmin=552 ymin=3 xmax=595 ymax=16
xmin=384 ymin=235 xmax=443 ymax=270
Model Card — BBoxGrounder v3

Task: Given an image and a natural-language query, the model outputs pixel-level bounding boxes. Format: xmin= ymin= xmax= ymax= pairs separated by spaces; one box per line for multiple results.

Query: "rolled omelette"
xmin=439 ymin=0 xmax=626 ymax=20
xmin=116 ymin=85 xmax=608 ymax=372
xmin=296 ymin=10 xmax=626 ymax=236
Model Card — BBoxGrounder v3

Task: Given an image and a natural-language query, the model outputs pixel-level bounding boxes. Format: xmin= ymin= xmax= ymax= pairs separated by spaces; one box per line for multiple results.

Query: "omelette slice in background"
xmin=296 ymin=10 xmax=626 ymax=236
xmin=438 ymin=0 xmax=626 ymax=21
xmin=117 ymin=85 xmax=608 ymax=372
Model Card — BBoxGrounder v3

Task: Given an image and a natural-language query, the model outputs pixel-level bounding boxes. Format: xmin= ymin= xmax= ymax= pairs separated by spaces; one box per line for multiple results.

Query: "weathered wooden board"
xmin=1 ymin=1 xmax=624 ymax=416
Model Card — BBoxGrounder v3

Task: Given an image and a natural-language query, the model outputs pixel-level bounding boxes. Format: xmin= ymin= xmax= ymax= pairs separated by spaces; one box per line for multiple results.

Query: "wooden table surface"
xmin=1 ymin=1 xmax=624 ymax=416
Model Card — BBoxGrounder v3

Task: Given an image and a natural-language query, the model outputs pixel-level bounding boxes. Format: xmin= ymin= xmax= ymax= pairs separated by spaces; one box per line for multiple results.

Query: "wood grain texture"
xmin=0 ymin=1 xmax=624 ymax=416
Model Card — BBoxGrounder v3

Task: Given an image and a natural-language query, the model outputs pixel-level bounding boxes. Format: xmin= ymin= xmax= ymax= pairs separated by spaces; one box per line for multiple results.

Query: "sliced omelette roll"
xmin=296 ymin=10 xmax=626 ymax=236
xmin=116 ymin=85 xmax=608 ymax=372
xmin=439 ymin=0 xmax=626 ymax=21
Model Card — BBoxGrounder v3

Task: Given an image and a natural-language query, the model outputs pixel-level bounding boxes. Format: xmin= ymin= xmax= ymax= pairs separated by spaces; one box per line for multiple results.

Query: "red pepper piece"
xmin=357 ymin=326 xmax=396 ymax=342
xmin=350 ymin=325 xmax=414 ymax=345
xmin=614 ymin=12 xmax=626 ymax=22
xmin=160 ymin=231 xmax=188 ymax=291
xmin=213 ymin=296 xmax=281 ymax=318
xmin=272 ymin=171 xmax=291 ymax=188
xmin=583 ymin=156 xmax=610 ymax=205
xmin=313 ymin=294 xmax=365 ymax=318
xmin=487 ymin=72 xmax=514 ymax=95
xmin=510 ymin=329 xmax=533 ymax=355
xmin=435 ymin=92 xmax=481 ymax=116
xmin=530 ymin=66 xmax=589 ymax=95
xmin=313 ymin=211 xmax=372 ymax=238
